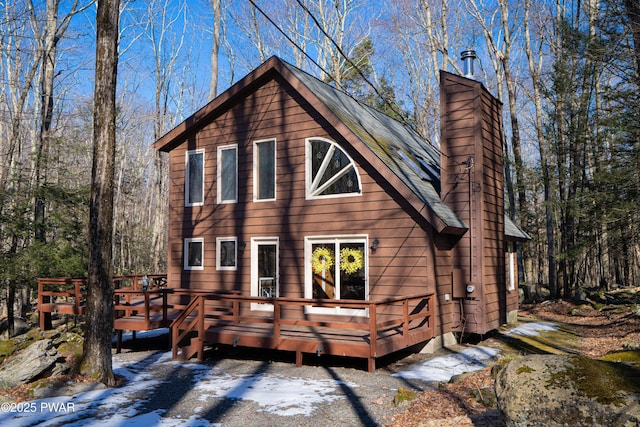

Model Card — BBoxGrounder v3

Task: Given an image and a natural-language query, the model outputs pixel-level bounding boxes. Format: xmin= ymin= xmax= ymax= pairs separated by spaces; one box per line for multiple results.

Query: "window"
xmin=184 ymin=238 xmax=204 ymax=270
xmin=216 ymin=237 xmax=237 ymax=270
xmin=304 ymin=236 xmax=368 ymax=316
xmin=217 ymin=145 xmax=237 ymax=203
xmin=185 ymin=149 xmax=204 ymax=206
xmin=250 ymin=238 xmax=279 ymax=311
xmin=306 ymin=138 xmax=361 ymax=199
xmin=254 ymin=139 xmax=276 ymax=201
xmin=507 ymin=243 xmax=516 ymax=291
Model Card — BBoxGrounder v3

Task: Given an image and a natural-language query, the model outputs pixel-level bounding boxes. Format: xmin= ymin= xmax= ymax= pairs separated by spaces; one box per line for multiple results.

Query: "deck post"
xmin=197 ymin=297 xmax=205 ymax=360
xmin=144 ymin=292 xmax=150 ymax=323
xmin=367 ymin=357 xmax=376 ymax=373
xmin=162 ymin=290 xmax=168 ymax=322
xmin=232 ymin=299 xmax=239 ymax=325
xmin=369 ymin=301 xmax=377 ymax=372
xmin=74 ymin=281 xmax=82 ymax=317
xmin=38 ymin=279 xmax=52 ymax=330
xmin=403 ymin=298 xmax=409 ymax=346
xmin=273 ymin=299 xmax=281 ymax=342
xmin=295 ymin=350 xmax=302 ymax=367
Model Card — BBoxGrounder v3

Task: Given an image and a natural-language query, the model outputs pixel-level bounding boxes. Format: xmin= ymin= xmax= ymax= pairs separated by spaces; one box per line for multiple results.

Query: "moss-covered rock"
xmin=393 ymin=387 xmax=418 ymax=408
xmin=495 ymin=354 xmax=640 ymax=426
xmin=599 ymin=350 xmax=640 ymax=368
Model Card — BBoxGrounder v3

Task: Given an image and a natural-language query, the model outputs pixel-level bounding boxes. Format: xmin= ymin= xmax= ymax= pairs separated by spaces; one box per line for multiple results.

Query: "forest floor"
xmin=388 ymin=299 xmax=640 ymax=427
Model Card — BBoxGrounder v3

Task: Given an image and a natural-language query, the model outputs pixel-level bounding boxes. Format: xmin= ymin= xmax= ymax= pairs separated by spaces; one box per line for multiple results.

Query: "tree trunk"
xmin=209 ymin=0 xmax=221 ymax=101
xmin=80 ymin=0 xmax=119 ymax=386
xmin=625 ymin=0 xmax=640 ymax=88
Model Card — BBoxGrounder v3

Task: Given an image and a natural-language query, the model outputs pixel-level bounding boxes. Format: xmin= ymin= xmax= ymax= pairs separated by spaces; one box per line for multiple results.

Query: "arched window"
xmin=305 ymin=138 xmax=361 ymax=198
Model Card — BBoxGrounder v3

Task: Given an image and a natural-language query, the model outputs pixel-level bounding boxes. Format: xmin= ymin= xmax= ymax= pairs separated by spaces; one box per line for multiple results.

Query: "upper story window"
xmin=306 ymin=138 xmax=361 ymax=199
xmin=254 ymin=139 xmax=276 ymax=201
xmin=217 ymin=144 xmax=238 ymax=203
xmin=185 ymin=149 xmax=204 ymax=206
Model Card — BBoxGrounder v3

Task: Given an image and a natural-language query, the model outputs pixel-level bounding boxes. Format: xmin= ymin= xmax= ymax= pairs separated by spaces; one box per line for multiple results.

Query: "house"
xmin=153 ymin=56 xmax=529 ymax=370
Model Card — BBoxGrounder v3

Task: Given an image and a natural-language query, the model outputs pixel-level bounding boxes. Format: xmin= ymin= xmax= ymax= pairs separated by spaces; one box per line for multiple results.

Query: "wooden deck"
xmin=170 ymin=292 xmax=433 ymax=372
xmin=38 ymin=274 xmax=168 ymax=331
xmin=37 ymin=277 xmax=434 ymax=372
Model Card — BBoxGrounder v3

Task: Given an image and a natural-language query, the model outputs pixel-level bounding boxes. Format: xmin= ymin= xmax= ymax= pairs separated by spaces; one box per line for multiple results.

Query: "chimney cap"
xmin=460 ymin=49 xmax=477 ymax=79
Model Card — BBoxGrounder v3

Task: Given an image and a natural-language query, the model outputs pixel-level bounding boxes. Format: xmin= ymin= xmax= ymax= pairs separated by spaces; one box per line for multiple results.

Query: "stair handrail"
xmin=171 ymin=294 xmax=204 ymax=359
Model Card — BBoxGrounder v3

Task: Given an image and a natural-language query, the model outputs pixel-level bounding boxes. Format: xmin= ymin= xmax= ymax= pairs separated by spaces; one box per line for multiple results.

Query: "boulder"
xmin=0 ymin=317 xmax=30 ymax=340
xmin=0 ymin=339 xmax=60 ymax=389
xmin=495 ymin=354 xmax=640 ymax=427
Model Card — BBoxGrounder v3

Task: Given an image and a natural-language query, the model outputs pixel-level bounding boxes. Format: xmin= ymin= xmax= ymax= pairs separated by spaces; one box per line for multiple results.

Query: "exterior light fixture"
xmin=370 ymin=239 xmax=379 ymax=251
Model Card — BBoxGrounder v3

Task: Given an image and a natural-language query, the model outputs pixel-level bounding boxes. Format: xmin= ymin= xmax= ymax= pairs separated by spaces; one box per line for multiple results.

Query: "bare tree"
xmin=381 ymin=0 xmax=464 ymax=140
xmin=209 ymin=0 xmax=221 ymax=100
xmin=33 ymin=0 xmax=93 ymax=243
xmin=81 ymin=0 xmax=119 ymax=385
xmin=524 ymin=0 xmax=557 ymax=296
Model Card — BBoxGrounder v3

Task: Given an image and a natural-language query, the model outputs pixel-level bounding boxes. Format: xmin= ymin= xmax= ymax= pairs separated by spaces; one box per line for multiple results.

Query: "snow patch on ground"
xmin=503 ymin=321 xmax=559 ymax=337
xmin=193 ymin=373 xmax=345 ymax=416
xmin=392 ymin=346 xmax=500 ymax=382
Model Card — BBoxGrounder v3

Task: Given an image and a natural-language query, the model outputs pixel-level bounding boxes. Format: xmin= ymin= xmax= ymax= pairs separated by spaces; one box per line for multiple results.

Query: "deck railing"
xmin=170 ymin=291 xmax=433 ymax=371
xmin=38 ymin=274 xmax=167 ymax=330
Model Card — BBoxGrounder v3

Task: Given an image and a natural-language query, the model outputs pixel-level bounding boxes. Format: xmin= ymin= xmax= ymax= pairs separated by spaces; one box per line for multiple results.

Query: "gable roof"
xmin=155 ymin=56 xmax=528 ymax=239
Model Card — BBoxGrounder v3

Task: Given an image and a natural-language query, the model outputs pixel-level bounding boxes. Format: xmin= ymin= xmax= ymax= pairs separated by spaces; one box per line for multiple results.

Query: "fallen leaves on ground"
xmin=387 ymin=300 xmax=640 ymax=426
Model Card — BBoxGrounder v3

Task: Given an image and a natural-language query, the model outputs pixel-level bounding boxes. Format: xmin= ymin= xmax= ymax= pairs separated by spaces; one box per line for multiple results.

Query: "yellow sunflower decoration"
xmin=340 ymin=247 xmax=364 ymax=274
xmin=311 ymin=247 xmax=334 ymax=274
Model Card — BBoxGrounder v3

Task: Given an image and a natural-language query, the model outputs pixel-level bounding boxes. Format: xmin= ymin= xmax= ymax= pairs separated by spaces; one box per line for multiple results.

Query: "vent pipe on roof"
xmin=460 ymin=49 xmax=477 ymax=79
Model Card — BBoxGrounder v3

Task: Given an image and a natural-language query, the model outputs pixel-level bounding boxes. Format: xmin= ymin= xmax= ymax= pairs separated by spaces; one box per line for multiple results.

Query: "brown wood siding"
xmin=439 ymin=71 xmax=506 ymax=334
xmin=165 ymin=77 xmax=440 ymax=327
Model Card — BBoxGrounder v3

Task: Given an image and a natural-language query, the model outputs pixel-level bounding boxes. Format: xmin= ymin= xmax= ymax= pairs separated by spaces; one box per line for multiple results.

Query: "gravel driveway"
xmin=110 ymin=344 xmax=440 ymax=427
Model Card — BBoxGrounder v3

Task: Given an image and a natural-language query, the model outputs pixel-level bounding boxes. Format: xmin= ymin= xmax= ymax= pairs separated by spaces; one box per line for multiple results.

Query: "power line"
xmin=293 ymin=0 xmax=409 ymax=123
xmin=247 ymin=0 xmax=334 ymax=82
xmin=249 ymin=0 xmax=462 ymax=168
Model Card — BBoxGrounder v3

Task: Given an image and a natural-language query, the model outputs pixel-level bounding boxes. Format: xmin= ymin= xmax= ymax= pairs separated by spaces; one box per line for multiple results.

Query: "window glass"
xmin=218 ymin=145 xmax=237 ymax=203
xmin=184 ymin=238 xmax=204 ymax=270
xmin=308 ymin=238 xmax=367 ymax=313
xmin=338 ymin=242 xmax=366 ymax=300
xmin=250 ymin=238 xmax=279 ymax=311
xmin=256 ymin=139 xmax=275 ymax=200
xmin=218 ymin=239 xmax=237 ymax=269
xmin=257 ymin=244 xmax=277 ymax=297
xmin=186 ymin=150 xmax=204 ymax=206
xmin=307 ymin=138 xmax=360 ymax=198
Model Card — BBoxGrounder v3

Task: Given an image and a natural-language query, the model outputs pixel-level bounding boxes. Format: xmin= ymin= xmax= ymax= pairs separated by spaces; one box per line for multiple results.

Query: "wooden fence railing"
xmin=38 ymin=274 xmax=167 ymax=330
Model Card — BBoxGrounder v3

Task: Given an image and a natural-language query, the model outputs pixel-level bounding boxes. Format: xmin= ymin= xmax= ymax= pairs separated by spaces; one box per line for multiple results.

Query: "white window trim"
xmin=216 ymin=237 xmax=238 ymax=271
xmin=217 ymin=144 xmax=238 ymax=204
xmin=304 ymin=235 xmax=369 ymax=317
xmin=305 ymin=137 xmax=362 ymax=200
xmin=508 ymin=244 xmax=516 ymax=291
xmin=185 ymin=149 xmax=205 ymax=207
xmin=253 ymin=138 xmax=277 ymax=202
xmin=250 ymin=237 xmax=279 ymax=312
xmin=184 ymin=238 xmax=204 ymax=271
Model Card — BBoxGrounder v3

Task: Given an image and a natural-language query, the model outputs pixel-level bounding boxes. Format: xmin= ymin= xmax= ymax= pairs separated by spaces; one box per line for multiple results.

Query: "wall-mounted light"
xmin=370 ymin=238 xmax=379 ymax=252
xmin=239 ymin=241 xmax=247 ymax=251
